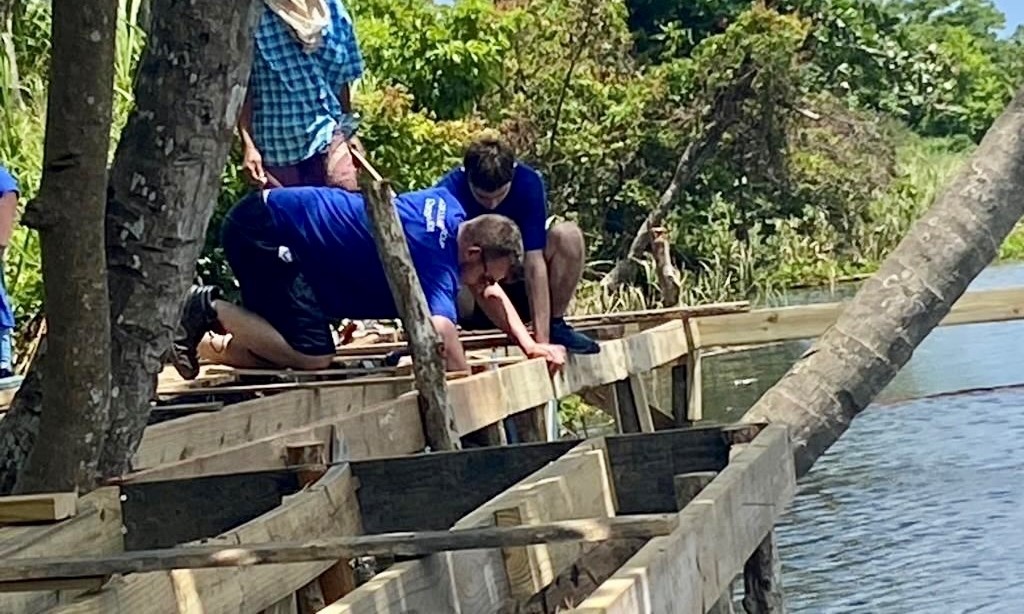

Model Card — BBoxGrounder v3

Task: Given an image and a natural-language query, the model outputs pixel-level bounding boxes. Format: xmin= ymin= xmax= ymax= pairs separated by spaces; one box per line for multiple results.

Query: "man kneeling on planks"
xmin=171 ymin=186 xmax=567 ymax=379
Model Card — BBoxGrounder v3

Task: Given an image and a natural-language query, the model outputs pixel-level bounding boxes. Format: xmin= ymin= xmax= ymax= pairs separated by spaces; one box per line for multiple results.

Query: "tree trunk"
xmin=743 ymin=88 xmax=1024 ymax=478
xmin=15 ymin=0 xmax=117 ymax=493
xmin=600 ymin=68 xmax=755 ymax=290
xmin=0 ymin=0 xmax=261 ymax=493
xmin=98 ymin=0 xmax=260 ymax=477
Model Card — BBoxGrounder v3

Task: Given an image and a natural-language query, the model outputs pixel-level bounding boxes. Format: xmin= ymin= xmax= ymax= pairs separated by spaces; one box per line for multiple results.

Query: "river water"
xmin=700 ymin=263 xmax=1024 ymax=613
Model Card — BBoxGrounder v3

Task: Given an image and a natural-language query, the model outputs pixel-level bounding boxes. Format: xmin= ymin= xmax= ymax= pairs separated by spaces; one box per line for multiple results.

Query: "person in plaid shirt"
xmin=239 ymin=0 xmax=366 ymax=189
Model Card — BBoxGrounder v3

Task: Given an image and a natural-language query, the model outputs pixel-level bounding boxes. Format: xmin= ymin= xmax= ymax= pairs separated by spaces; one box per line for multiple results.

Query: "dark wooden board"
xmin=351 ymin=440 xmax=579 ymax=533
xmin=120 ymin=469 xmax=302 ymax=550
xmin=605 ymin=426 xmax=729 ymax=514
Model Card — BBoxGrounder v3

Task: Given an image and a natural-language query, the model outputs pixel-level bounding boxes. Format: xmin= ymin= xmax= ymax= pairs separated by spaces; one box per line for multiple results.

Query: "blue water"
xmin=702 ymin=262 xmax=1024 ymax=613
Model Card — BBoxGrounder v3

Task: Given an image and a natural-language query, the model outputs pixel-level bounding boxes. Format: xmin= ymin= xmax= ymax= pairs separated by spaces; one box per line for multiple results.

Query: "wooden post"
xmin=742 ymin=531 xmax=786 ymax=614
xmin=508 ymin=404 xmax=547 ymax=443
xmin=359 ymin=175 xmax=460 ymax=452
xmin=287 ymin=443 xmax=356 ymax=613
xmin=650 ymin=226 xmax=681 ymax=306
xmin=674 ymin=472 xmax=736 ymax=614
xmin=683 ymin=318 xmax=703 ymax=422
xmin=670 ymin=362 xmax=691 ymax=427
xmin=613 ymin=377 xmax=654 ymax=434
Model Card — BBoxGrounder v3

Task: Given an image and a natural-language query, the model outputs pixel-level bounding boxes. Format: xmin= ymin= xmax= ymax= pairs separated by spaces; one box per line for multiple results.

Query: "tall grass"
xmin=0 ymin=0 xmax=145 ymax=334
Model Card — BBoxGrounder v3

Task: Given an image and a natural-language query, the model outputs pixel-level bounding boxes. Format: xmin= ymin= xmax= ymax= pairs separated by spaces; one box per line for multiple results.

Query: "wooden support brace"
xmin=0 ymin=516 xmax=677 ymax=590
xmin=359 ymin=172 xmax=459 ymax=452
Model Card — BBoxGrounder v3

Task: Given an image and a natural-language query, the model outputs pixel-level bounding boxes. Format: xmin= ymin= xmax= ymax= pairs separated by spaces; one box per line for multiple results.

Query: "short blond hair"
xmin=462 ymin=214 xmax=523 ymax=266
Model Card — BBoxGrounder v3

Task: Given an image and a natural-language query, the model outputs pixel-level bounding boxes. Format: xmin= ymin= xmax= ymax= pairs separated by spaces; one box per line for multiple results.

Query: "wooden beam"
xmin=350 ymin=440 xmax=578 ymax=533
xmin=0 ymin=488 xmax=122 ymax=614
xmin=0 ymin=492 xmax=77 ymax=525
xmin=0 ymin=517 xmax=676 ymax=590
xmin=120 ymin=469 xmax=303 ymax=551
xmin=133 ymin=380 xmax=406 ymax=470
xmin=696 ymin=286 xmax=1024 ymax=348
xmin=52 ymin=465 xmax=363 ymax=614
xmin=604 ymin=426 xmax=729 ymax=514
xmin=123 ymin=393 xmax=424 ymax=482
xmin=360 ymin=175 xmax=459 ymax=451
xmin=566 ymin=424 xmax=795 ymax=614
xmin=333 ymin=440 xmax=618 ymax=613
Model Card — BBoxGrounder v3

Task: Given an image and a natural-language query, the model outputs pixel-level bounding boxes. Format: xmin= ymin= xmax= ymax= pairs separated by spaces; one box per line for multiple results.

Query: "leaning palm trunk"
xmin=744 ymin=88 xmax=1024 ymax=478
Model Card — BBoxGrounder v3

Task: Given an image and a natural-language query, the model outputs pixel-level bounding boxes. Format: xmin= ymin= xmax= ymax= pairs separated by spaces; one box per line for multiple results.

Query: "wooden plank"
xmin=604 ymin=426 xmax=730 ymax=515
xmin=120 ymin=469 xmax=302 ymax=550
xmin=334 ymin=440 xmax=618 ymax=613
xmin=567 ymin=425 xmax=796 ymax=614
xmin=0 ymin=488 xmax=122 ymax=614
xmin=50 ymin=465 xmax=363 ymax=614
xmin=124 ymin=394 xmax=424 ymax=482
xmin=566 ymin=302 xmax=749 ymax=326
xmin=623 ymin=320 xmax=690 ymax=375
xmin=0 ymin=493 xmax=77 ymax=525
xmin=553 ymin=339 xmax=629 ymax=397
xmin=350 ymin=440 xmax=578 ymax=533
xmin=134 ymin=380 xmax=405 ymax=470
xmin=0 ymin=517 xmax=675 ymax=589
xmin=697 ymin=287 xmax=1024 ymax=348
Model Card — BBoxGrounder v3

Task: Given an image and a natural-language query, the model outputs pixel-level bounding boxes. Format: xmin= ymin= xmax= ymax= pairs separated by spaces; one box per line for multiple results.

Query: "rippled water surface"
xmin=699 ymin=263 xmax=1024 ymax=613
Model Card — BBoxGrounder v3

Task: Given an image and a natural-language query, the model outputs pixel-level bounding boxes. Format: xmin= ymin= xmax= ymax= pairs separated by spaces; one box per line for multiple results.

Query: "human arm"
xmin=523 ymin=250 xmax=550 ymax=343
xmin=472 ymin=282 xmax=565 ymax=372
xmin=237 ymin=87 xmax=266 ymax=185
xmin=0 ymin=192 xmax=16 ymax=261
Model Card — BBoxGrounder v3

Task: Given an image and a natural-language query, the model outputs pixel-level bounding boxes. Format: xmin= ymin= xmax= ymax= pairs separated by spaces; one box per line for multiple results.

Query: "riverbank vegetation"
xmin=1 ymin=0 xmax=1022 ymax=331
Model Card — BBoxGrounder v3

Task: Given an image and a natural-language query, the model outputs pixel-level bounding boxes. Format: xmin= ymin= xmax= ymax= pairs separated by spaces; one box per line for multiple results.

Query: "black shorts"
xmin=458 ymin=279 xmax=532 ymax=331
xmin=221 ymin=193 xmax=335 ymax=356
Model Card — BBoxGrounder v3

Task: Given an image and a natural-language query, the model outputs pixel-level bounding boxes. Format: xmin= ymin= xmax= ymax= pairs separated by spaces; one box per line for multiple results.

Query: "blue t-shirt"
xmin=0 ymin=165 xmax=18 ymax=196
xmin=436 ymin=162 xmax=547 ymax=252
xmin=265 ymin=186 xmax=464 ymax=321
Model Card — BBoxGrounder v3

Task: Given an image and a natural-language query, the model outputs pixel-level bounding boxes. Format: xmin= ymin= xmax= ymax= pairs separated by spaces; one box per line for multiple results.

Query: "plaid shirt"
xmin=251 ymin=0 xmax=365 ymax=166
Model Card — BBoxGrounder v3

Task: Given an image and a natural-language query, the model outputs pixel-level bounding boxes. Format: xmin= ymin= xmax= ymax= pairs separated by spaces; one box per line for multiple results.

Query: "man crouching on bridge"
xmin=171 ymin=185 xmax=567 ymax=380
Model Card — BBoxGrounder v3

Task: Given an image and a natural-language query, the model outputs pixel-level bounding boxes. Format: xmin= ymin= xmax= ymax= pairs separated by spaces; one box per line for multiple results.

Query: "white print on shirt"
xmin=423 ymin=198 xmax=436 ymax=232
xmin=436 ymin=198 xmax=449 ymax=248
xmin=422 ymin=197 xmax=449 ymax=248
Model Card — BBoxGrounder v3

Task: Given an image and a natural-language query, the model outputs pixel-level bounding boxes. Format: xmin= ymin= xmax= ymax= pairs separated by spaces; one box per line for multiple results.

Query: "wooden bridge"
xmin=0 ymin=286 xmax=1021 ymax=614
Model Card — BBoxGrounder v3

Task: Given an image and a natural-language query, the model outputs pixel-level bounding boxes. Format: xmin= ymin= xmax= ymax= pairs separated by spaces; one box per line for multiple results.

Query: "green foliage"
xmin=5 ymin=0 xmax=1024 ymax=351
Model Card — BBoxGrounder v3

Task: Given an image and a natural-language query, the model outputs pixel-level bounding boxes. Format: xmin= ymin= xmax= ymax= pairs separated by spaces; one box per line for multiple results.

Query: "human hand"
xmin=527 ymin=342 xmax=567 ymax=375
xmin=242 ymin=145 xmax=267 ymax=186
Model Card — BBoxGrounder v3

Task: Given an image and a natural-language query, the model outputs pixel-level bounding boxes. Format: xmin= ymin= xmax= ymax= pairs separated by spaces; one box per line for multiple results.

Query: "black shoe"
xmin=549 ymin=317 xmax=600 ymax=355
xmin=172 ymin=285 xmax=221 ymax=380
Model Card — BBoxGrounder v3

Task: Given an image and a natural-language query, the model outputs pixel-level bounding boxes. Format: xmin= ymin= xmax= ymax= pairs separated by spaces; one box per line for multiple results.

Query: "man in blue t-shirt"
xmin=171 ymin=186 xmax=566 ymax=379
xmin=436 ymin=136 xmax=599 ymax=354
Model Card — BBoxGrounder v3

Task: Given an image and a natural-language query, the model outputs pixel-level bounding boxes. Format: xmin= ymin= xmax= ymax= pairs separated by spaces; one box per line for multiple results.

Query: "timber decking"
xmin=2 ymin=287 xmax=1021 ymax=613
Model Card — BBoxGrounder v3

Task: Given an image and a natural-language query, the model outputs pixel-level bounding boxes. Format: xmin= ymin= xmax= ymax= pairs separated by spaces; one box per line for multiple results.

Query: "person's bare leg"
xmin=545 ymin=221 xmax=586 ymax=317
xmin=204 ymin=300 xmax=333 ymax=369
xmin=432 ymin=315 xmax=469 ymax=372
xmin=197 ymin=333 xmax=276 ymax=368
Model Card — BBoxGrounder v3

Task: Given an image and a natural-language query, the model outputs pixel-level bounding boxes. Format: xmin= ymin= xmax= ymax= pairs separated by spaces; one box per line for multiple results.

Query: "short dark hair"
xmin=463 ymin=214 xmax=523 ymax=265
xmin=464 ymin=136 xmax=515 ymax=192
